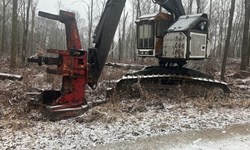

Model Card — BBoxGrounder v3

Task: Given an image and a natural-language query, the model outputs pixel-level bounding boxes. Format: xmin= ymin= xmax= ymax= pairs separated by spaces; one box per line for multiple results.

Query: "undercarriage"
xmin=115 ymin=66 xmax=230 ymax=98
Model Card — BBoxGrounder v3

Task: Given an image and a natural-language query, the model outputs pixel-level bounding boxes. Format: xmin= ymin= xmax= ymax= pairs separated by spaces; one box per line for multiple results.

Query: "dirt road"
xmin=93 ymin=123 xmax=250 ymax=150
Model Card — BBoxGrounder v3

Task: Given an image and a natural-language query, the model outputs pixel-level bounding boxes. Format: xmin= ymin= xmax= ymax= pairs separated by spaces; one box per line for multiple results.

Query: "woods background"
xmin=0 ymin=0 xmax=249 ymax=72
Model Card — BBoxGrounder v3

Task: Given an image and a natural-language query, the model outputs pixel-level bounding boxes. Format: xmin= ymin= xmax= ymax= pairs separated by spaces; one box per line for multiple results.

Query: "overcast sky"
xmin=37 ymin=0 xmax=85 ymax=15
xmin=37 ymin=0 xmax=132 ymax=20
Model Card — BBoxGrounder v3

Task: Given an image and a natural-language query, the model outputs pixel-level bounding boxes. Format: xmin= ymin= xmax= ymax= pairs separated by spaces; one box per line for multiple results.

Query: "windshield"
xmin=137 ymin=21 xmax=155 ymax=49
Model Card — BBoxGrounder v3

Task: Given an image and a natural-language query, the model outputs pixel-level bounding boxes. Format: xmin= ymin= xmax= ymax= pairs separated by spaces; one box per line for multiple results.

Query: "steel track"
xmin=115 ymin=66 xmax=231 ymax=97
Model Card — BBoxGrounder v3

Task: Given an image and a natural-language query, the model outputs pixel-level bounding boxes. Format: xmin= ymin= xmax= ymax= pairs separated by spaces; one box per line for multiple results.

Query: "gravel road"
xmin=93 ymin=123 xmax=250 ymax=150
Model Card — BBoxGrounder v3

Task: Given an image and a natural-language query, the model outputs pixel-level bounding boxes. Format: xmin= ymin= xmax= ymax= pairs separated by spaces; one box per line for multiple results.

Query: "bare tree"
xmin=0 ymin=0 xmax=11 ymax=54
xmin=22 ymin=0 xmax=32 ymax=62
xmin=80 ymin=0 xmax=94 ymax=48
xmin=209 ymin=0 xmax=212 ymax=19
xmin=240 ymin=0 xmax=250 ymax=70
xmin=220 ymin=0 xmax=236 ymax=81
xmin=88 ymin=0 xmax=93 ymax=47
xmin=131 ymin=0 xmax=137 ymax=61
xmin=137 ymin=0 xmax=141 ymax=17
xmin=196 ymin=0 xmax=201 ymax=13
xmin=28 ymin=0 xmax=37 ymax=56
xmin=118 ymin=9 xmax=128 ymax=62
xmin=10 ymin=0 xmax=18 ymax=68
xmin=214 ymin=0 xmax=229 ymax=58
xmin=187 ymin=0 xmax=194 ymax=14
xmin=230 ymin=1 xmax=244 ymax=58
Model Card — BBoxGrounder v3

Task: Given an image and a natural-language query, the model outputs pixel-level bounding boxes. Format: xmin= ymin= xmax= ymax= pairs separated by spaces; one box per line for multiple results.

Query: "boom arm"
xmin=88 ymin=0 xmax=126 ymax=86
xmin=153 ymin=0 xmax=185 ymax=19
xmin=88 ymin=0 xmax=184 ymax=85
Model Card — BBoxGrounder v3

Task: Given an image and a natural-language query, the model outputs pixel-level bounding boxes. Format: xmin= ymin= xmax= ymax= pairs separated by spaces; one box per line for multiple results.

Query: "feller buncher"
xmin=116 ymin=0 xmax=230 ymax=97
xmin=28 ymin=0 xmax=229 ymax=120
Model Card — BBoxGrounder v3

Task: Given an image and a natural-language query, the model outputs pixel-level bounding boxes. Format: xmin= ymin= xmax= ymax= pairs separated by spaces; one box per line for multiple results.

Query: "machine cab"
xmin=162 ymin=13 xmax=210 ymax=60
xmin=136 ymin=13 xmax=173 ymax=57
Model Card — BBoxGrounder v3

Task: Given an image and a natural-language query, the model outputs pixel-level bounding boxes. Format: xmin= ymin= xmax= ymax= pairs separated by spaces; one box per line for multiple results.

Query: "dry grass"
xmin=99 ymin=67 xmax=126 ymax=81
xmin=0 ymin=56 xmax=249 ymax=127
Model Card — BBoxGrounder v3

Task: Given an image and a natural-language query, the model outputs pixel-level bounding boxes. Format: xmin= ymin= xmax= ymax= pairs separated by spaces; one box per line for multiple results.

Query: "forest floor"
xmin=0 ymin=57 xmax=250 ymax=149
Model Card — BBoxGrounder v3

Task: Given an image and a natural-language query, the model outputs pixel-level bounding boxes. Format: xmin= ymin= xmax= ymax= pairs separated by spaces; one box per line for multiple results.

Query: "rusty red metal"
xmin=51 ymin=11 xmax=87 ymax=107
xmin=28 ymin=10 xmax=89 ymax=120
xmin=28 ymin=0 xmax=127 ymax=120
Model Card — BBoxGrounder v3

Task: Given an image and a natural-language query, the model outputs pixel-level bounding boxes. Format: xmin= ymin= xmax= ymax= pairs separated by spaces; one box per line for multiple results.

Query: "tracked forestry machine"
xmin=28 ymin=0 xmax=229 ymax=120
xmin=116 ymin=0 xmax=230 ymax=97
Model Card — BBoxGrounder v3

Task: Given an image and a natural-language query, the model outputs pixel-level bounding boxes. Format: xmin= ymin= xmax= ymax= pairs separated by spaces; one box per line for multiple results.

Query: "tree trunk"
xmin=196 ymin=0 xmax=201 ymax=13
xmin=240 ymin=0 xmax=250 ymax=70
xmin=0 ymin=72 xmax=23 ymax=81
xmin=88 ymin=0 xmax=93 ymax=48
xmin=231 ymin=13 xmax=243 ymax=58
xmin=28 ymin=1 xmax=37 ymax=56
xmin=187 ymin=0 xmax=193 ymax=14
xmin=248 ymin=31 xmax=250 ymax=66
xmin=217 ymin=20 xmax=223 ymax=57
xmin=137 ymin=0 xmax=141 ymax=17
xmin=220 ymin=0 xmax=236 ymax=81
xmin=1 ymin=0 xmax=6 ymax=54
xmin=121 ymin=11 xmax=128 ymax=60
xmin=10 ymin=0 xmax=18 ymax=68
xmin=118 ymin=34 xmax=122 ymax=62
xmin=132 ymin=1 xmax=137 ymax=62
xmin=248 ymin=32 xmax=250 ymax=66
xmin=22 ymin=0 xmax=32 ymax=62
xmin=0 ymin=0 xmax=10 ymax=54
xmin=217 ymin=8 xmax=225 ymax=58
xmin=209 ymin=0 xmax=212 ymax=19
xmin=213 ymin=20 xmax=218 ymax=55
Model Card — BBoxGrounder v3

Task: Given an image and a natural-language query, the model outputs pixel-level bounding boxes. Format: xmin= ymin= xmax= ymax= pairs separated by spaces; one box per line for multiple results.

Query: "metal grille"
xmin=190 ymin=33 xmax=207 ymax=58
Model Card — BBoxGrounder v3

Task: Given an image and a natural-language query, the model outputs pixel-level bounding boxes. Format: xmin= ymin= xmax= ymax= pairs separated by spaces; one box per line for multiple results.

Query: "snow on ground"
xmin=93 ymin=123 xmax=250 ymax=150
xmin=1 ymin=102 xmax=250 ymax=149
xmin=0 ymin=58 xmax=250 ymax=149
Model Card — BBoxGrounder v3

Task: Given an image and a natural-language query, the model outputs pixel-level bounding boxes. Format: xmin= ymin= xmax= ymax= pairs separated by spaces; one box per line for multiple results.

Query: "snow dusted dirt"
xmin=94 ymin=124 xmax=250 ymax=150
xmin=0 ymin=58 xmax=250 ymax=149
xmin=1 ymin=101 xmax=250 ymax=149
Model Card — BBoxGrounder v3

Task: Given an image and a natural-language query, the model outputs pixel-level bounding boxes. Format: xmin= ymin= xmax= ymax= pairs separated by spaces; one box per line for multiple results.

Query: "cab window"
xmin=137 ymin=21 xmax=154 ymax=49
